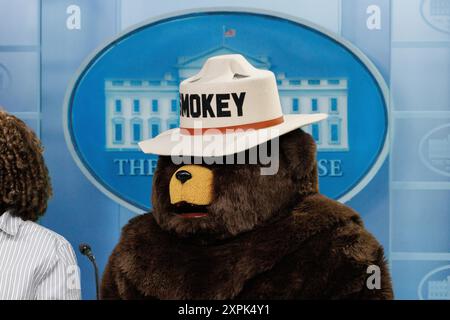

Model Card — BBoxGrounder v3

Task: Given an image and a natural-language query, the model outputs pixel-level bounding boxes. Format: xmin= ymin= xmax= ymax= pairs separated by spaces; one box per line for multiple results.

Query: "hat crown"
xmin=139 ymin=54 xmax=329 ymax=156
xmin=179 ymin=54 xmax=283 ymax=131
xmin=187 ymin=54 xmax=259 ymax=84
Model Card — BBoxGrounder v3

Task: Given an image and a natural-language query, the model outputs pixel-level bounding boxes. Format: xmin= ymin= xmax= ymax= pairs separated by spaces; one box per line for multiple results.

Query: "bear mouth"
xmin=171 ymin=201 xmax=209 ymax=219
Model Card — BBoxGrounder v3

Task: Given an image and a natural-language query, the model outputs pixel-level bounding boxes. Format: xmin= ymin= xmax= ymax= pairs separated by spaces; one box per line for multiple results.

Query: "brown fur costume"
xmin=101 ymin=129 xmax=393 ymax=299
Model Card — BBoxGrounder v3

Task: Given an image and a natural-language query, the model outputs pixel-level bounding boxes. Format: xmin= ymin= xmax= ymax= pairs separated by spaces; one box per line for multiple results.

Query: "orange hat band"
xmin=180 ymin=116 xmax=285 ymax=135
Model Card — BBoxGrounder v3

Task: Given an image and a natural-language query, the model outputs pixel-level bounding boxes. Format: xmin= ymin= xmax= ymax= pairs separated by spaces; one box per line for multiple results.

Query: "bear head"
xmin=151 ymin=129 xmax=318 ymax=242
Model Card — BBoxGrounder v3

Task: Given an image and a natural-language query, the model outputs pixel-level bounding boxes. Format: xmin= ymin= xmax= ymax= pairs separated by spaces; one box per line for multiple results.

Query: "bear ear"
xmin=280 ymin=129 xmax=319 ymax=194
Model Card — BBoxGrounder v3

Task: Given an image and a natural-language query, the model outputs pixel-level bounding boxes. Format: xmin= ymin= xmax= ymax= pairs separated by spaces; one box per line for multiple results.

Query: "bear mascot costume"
xmin=101 ymin=54 xmax=393 ymax=300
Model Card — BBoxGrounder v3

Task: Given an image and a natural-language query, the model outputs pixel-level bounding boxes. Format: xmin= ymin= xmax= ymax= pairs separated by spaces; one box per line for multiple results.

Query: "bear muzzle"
xmin=169 ymin=165 xmax=214 ymax=218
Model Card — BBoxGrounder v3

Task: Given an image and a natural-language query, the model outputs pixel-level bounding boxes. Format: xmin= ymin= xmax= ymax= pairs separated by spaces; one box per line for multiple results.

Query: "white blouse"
xmin=0 ymin=211 xmax=81 ymax=300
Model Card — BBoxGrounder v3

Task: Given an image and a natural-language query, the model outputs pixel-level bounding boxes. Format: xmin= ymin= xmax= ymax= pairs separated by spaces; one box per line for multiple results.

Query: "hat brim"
xmin=138 ymin=113 xmax=328 ymax=157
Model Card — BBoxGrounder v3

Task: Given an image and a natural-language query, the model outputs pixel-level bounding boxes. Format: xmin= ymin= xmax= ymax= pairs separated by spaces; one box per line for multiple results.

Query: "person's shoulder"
xmin=294 ymin=194 xmax=384 ymax=262
xmin=21 ymin=220 xmax=73 ymax=251
xmin=122 ymin=212 xmax=157 ymax=234
xmin=117 ymin=212 xmax=161 ymax=250
xmin=293 ymin=193 xmax=363 ymax=228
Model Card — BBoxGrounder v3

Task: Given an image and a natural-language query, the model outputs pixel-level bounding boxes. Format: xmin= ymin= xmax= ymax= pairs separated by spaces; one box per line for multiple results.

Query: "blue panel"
xmin=340 ymin=0 xmax=394 ymax=299
xmin=341 ymin=0 xmax=391 ymax=81
xmin=392 ymin=189 xmax=450 ymax=253
xmin=120 ymin=0 xmax=341 ymax=33
xmin=0 ymin=52 xmax=39 ymax=112
xmin=392 ymin=0 xmax=450 ymax=42
xmin=0 ymin=0 xmax=39 ymax=45
xmin=392 ymin=260 xmax=450 ymax=300
xmin=392 ymin=117 xmax=450 ymax=182
xmin=41 ymin=0 xmax=119 ymax=300
xmin=392 ymin=47 xmax=450 ymax=111
xmin=387 ymin=0 xmax=450 ymax=300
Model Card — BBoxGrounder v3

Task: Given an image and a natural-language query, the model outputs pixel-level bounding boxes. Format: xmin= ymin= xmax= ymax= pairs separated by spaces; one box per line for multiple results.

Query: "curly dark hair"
xmin=0 ymin=108 xmax=52 ymax=221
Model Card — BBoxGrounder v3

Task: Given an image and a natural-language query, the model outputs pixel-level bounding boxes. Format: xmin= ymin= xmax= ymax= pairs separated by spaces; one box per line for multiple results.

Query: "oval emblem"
xmin=64 ymin=11 xmax=389 ymax=212
xmin=421 ymin=0 xmax=450 ymax=34
xmin=419 ymin=123 xmax=450 ymax=177
xmin=418 ymin=265 xmax=450 ymax=300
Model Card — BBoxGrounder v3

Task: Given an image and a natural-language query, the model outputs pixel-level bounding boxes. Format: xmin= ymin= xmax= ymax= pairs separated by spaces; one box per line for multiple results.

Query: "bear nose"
xmin=175 ymin=170 xmax=192 ymax=184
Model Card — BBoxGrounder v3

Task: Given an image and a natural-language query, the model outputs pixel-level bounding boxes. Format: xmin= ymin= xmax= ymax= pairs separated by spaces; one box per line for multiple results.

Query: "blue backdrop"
xmin=1 ymin=0 xmax=449 ymax=300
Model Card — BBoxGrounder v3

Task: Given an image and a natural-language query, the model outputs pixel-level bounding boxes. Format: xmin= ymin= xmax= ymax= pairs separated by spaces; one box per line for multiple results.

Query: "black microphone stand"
xmin=79 ymin=243 xmax=100 ymax=300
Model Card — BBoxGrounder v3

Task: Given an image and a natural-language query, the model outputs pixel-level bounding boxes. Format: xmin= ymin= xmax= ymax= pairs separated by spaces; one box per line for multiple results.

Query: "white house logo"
xmin=105 ymin=55 xmax=348 ymax=153
xmin=419 ymin=123 xmax=450 ymax=177
xmin=418 ymin=265 xmax=450 ymax=300
xmin=63 ymin=11 xmax=389 ymax=212
xmin=421 ymin=0 xmax=450 ymax=34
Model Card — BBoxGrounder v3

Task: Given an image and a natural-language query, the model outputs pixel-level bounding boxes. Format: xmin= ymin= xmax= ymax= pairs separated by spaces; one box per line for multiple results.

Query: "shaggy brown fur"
xmin=0 ymin=108 xmax=52 ymax=221
xmin=101 ymin=129 xmax=393 ymax=299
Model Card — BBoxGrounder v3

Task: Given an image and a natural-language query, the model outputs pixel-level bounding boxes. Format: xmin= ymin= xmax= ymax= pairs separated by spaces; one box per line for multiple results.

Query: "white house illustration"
xmin=105 ymin=46 xmax=348 ymax=151
xmin=430 ymin=0 xmax=450 ymax=16
xmin=428 ymin=275 xmax=450 ymax=300
xmin=428 ymin=135 xmax=450 ymax=172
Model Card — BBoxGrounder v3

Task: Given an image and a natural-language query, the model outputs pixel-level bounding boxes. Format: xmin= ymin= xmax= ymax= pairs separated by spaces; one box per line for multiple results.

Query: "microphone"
xmin=79 ymin=243 xmax=100 ymax=300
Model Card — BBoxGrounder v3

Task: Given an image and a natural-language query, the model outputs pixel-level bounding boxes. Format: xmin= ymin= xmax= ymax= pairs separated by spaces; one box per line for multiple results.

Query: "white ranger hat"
xmin=138 ymin=54 xmax=327 ymax=157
